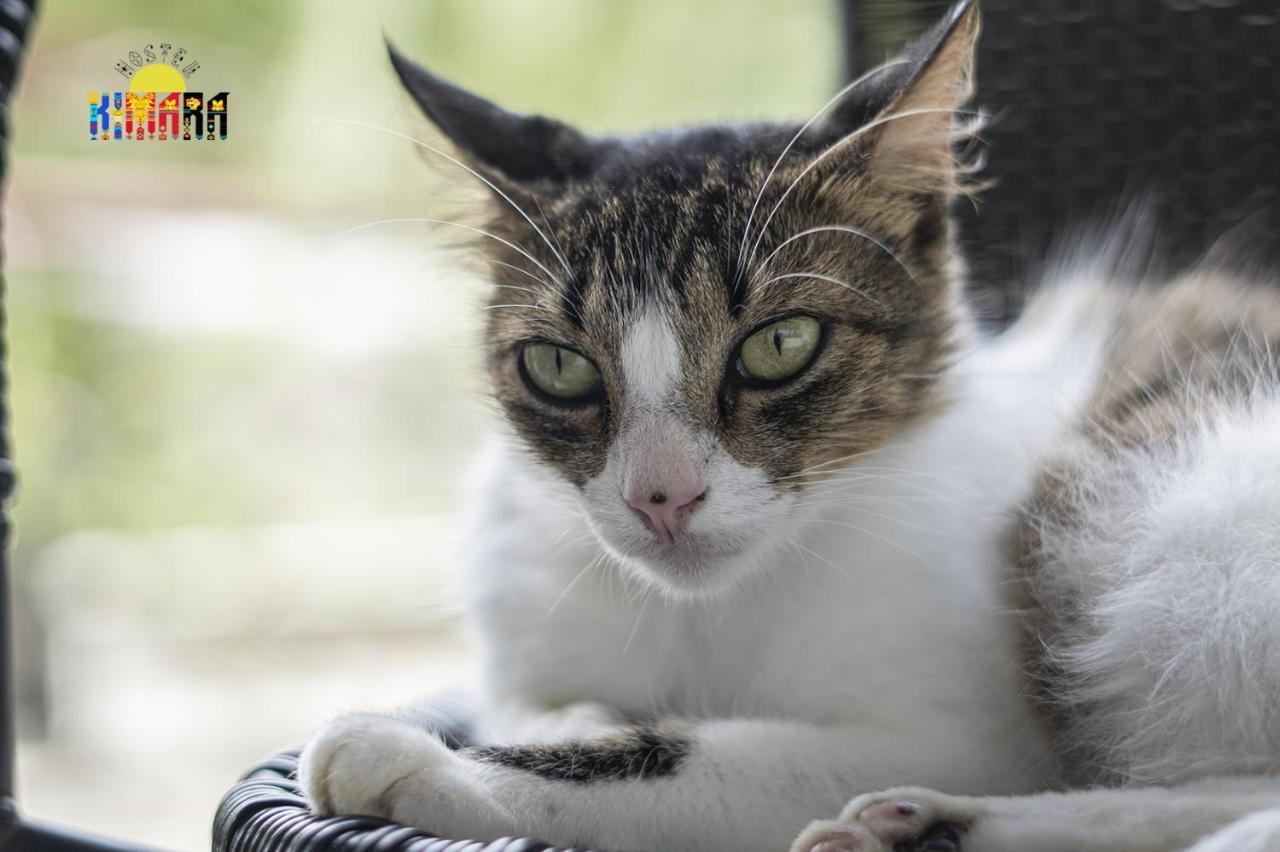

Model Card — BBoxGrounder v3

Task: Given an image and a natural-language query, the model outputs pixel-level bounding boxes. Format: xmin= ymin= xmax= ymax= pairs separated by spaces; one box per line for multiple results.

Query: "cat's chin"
xmin=607 ymin=538 xmax=760 ymax=598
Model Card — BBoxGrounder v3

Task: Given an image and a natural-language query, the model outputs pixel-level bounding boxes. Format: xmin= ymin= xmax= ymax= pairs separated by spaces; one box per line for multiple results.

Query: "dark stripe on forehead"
xmin=727 ymin=266 xmax=749 ymax=315
xmin=560 ymin=279 xmax=586 ymax=328
xmin=549 ymin=158 xmax=757 ymax=318
xmin=666 ymin=182 xmax=731 ymax=302
xmin=552 ymin=195 xmax=607 ymax=328
xmin=851 ymin=313 xmax=915 ymax=346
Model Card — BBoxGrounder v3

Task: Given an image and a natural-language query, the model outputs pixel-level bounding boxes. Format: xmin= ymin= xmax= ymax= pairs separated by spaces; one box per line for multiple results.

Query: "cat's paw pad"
xmin=789 ymin=820 xmax=887 ymax=852
xmin=840 ymin=787 xmax=984 ymax=852
xmin=297 ymin=713 xmax=511 ymax=839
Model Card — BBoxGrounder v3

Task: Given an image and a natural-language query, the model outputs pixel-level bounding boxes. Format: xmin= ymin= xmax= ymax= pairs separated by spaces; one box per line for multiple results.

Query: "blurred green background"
xmin=9 ymin=0 xmax=842 ymax=847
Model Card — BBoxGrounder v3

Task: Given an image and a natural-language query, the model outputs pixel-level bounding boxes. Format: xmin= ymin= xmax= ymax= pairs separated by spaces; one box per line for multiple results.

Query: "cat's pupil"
xmin=555 ymin=348 xmax=563 ymax=373
xmin=773 ymin=330 xmax=783 ymax=355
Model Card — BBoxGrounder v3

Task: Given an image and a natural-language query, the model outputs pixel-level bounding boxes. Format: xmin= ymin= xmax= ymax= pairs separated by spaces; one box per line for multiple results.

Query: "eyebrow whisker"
xmin=316 ymin=117 xmax=575 ymax=284
xmin=744 ymin=107 xmax=982 ymax=270
xmin=483 ymin=303 xmax=549 ymax=312
xmin=754 ymin=225 xmax=921 ymax=287
xmin=734 ymin=57 xmax=911 ymax=275
xmin=755 ymin=271 xmax=885 ymax=308
xmin=491 ymin=259 xmax=558 ymax=291
xmin=328 ymin=216 xmax=566 ymax=296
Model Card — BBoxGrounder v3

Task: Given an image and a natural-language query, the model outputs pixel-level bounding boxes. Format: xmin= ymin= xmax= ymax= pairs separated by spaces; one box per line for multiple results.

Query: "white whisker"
xmin=755 ymin=224 xmax=921 ymax=286
xmin=316 ymin=117 xmax=575 ymax=282
xmin=549 ymin=550 xmax=608 ymax=615
xmin=533 ymin=194 xmax=583 ymax=307
xmin=492 ymin=283 xmax=543 ymax=299
xmin=802 ymin=516 xmax=934 ymax=566
xmin=735 ymin=58 xmax=911 ymax=274
xmin=771 ymin=446 xmax=885 ymax=480
xmin=491 ymin=259 xmax=557 ymax=291
xmin=744 ymin=107 xmax=981 ymax=270
xmin=756 ymin=271 xmax=884 ymax=308
xmin=623 ymin=577 xmax=654 ymax=655
xmin=485 ymin=303 xmax=547 ymax=312
xmin=328 ymin=216 xmax=564 ymax=292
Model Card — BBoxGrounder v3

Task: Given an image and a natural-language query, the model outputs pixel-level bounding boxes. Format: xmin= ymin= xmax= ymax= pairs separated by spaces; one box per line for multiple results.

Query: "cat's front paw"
xmin=297 ymin=713 xmax=516 ymax=840
xmin=793 ymin=787 xmax=985 ymax=852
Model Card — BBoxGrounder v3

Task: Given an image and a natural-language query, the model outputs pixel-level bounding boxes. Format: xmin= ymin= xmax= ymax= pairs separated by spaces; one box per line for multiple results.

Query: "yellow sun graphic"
xmin=129 ymin=63 xmax=186 ymax=93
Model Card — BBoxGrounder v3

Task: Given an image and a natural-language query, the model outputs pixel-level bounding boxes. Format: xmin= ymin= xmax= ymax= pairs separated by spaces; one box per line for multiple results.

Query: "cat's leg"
xmin=790 ymin=778 xmax=1280 ymax=852
xmin=298 ymin=712 xmax=519 ymax=841
xmin=294 ymin=698 xmax=628 ymax=840
xmin=299 ymin=713 xmax=1006 ymax=852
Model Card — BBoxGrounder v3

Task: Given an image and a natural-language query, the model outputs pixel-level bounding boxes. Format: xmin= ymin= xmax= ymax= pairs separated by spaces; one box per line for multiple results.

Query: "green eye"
xmin=737 ymin=316 xmax=823 ymax=383
xmin=521 ymin=343 xmax=602 ymax=400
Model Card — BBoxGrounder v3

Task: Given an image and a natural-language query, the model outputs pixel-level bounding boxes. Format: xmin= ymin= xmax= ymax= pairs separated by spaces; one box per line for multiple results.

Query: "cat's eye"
xmin=521 ymin=343 xmax=602 ymax=401
xmin=736 ymin=316 xmax=823 ymax=383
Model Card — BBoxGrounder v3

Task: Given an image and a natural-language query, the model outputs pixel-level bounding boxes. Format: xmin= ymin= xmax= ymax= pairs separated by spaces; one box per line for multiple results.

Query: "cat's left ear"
xmin=388 ymin=44 xmax=606 ymax=187
xmin=830 ymin=0 xmax=980 ymax=199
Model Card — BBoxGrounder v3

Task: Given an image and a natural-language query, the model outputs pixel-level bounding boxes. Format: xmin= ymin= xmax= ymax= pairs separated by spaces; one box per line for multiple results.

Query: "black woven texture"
xmin=1 ymin=0 xmax=37 ymax=821
xmin=213 ymin=750 xmax=590 ymax=852
xmin=215 ymin=2 xmax=1280 ymax=850
xmin=859 ymin=0 xmax=1280 ymax=323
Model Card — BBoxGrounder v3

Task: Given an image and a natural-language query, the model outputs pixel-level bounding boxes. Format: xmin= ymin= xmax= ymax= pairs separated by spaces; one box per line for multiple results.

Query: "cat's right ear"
xmin=388 ymin=44 xmax=605 ymax=187
xmin=821 ymin=0 xmax=979 ymax=200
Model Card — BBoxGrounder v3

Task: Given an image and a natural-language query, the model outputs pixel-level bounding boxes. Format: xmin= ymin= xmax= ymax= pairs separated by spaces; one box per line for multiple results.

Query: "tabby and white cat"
xmin=298 ymin=3 xmax=1280 ymax=850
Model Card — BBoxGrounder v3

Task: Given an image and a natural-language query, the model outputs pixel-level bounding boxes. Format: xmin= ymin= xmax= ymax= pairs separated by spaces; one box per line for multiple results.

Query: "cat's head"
xmin=392 ymin=2 xmax=979 ymax=596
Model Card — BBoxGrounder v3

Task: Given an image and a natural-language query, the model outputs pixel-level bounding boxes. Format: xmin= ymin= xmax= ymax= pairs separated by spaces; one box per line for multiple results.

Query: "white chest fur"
xmin=456 ymin=286 xmax=1110 ymax=793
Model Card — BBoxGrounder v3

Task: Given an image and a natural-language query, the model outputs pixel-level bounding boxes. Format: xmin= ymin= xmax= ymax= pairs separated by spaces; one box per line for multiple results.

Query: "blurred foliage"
xmin=8 ymin=0 xmax=844 ymax=555
xmin=405 ymin=0 xmax=841 ymax=129
xmin=21 ymin=0 xmax=840 ymax=174
xmin=9 ymin=272 xmax=281 ymax=544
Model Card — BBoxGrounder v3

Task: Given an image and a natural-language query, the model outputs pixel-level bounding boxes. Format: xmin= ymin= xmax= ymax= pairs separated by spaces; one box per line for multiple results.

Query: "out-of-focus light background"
xmin=9 ymin=1 xmax=840 ymax=847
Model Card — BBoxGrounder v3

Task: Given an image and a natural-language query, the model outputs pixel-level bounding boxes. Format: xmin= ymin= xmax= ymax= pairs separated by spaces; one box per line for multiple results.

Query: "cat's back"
xmin=1084 ymin=271 xmax=1280 ymax=441
xmin=1005 ymin=265 xmax=1280 ymax=786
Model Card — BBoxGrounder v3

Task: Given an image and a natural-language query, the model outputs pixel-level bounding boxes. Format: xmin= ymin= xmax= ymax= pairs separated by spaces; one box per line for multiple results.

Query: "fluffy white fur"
xmin=300 ymin=277 xmax=1107 ymax=849
xmin=786 ymin=277 xmax=1280 ymax=851
xmin=299 ymin=265 xmax=1280 ymax=850
xmin=1038 ymin=393 xmax=1280 ymax=787
xmin=792 ymin=777 xmax=1280 ymax=852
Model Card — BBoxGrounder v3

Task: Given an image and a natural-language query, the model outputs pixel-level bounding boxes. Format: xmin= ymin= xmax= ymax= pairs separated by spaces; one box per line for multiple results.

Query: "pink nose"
xmin=627 ymin=485 xmax=708 ymax=541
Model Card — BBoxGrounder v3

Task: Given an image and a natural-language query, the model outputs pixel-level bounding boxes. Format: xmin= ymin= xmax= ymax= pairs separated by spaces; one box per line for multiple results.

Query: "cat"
xmin=297 ymin=3 xmax=1280 ymax=850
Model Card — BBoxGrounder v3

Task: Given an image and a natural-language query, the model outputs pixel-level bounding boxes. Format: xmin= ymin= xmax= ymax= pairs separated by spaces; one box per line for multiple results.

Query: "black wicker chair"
xmin=212 ymin=701 xmax=579 ymax=852
xmin=1 ymin=3 xmax=134 ymax=852
xmin=213 ymin=3 xmax=1280 ymax=851
xmin=0 ymin=4 xmax=184 ymax=851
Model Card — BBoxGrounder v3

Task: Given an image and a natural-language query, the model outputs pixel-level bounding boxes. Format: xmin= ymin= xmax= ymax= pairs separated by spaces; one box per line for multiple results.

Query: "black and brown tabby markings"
xmin=466 ymin=725 xmax=691 ymax=783
xmin=390 ymin=26 xmax=975 ymax=491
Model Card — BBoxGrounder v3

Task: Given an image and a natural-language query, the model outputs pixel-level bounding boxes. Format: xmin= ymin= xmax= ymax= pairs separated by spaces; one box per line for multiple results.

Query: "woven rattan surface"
xmin=1 ymin=0 xmax=37 ymax=821
xmin=955 ymin=0 xmax=1280 ymax=320
xmin=213 ymin=750 xmax=592 ymax=852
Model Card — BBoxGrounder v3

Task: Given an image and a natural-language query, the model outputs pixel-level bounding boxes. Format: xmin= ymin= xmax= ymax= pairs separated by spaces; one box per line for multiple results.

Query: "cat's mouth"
xmin=578 ymin=450 xmax=790 ymax=596
xmin=595 ymin=524 xmax=759 ymax=595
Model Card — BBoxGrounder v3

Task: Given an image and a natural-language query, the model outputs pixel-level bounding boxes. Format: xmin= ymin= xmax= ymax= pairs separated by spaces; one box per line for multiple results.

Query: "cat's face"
xmin=393 ymin=2 xmax=979 ymax=596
